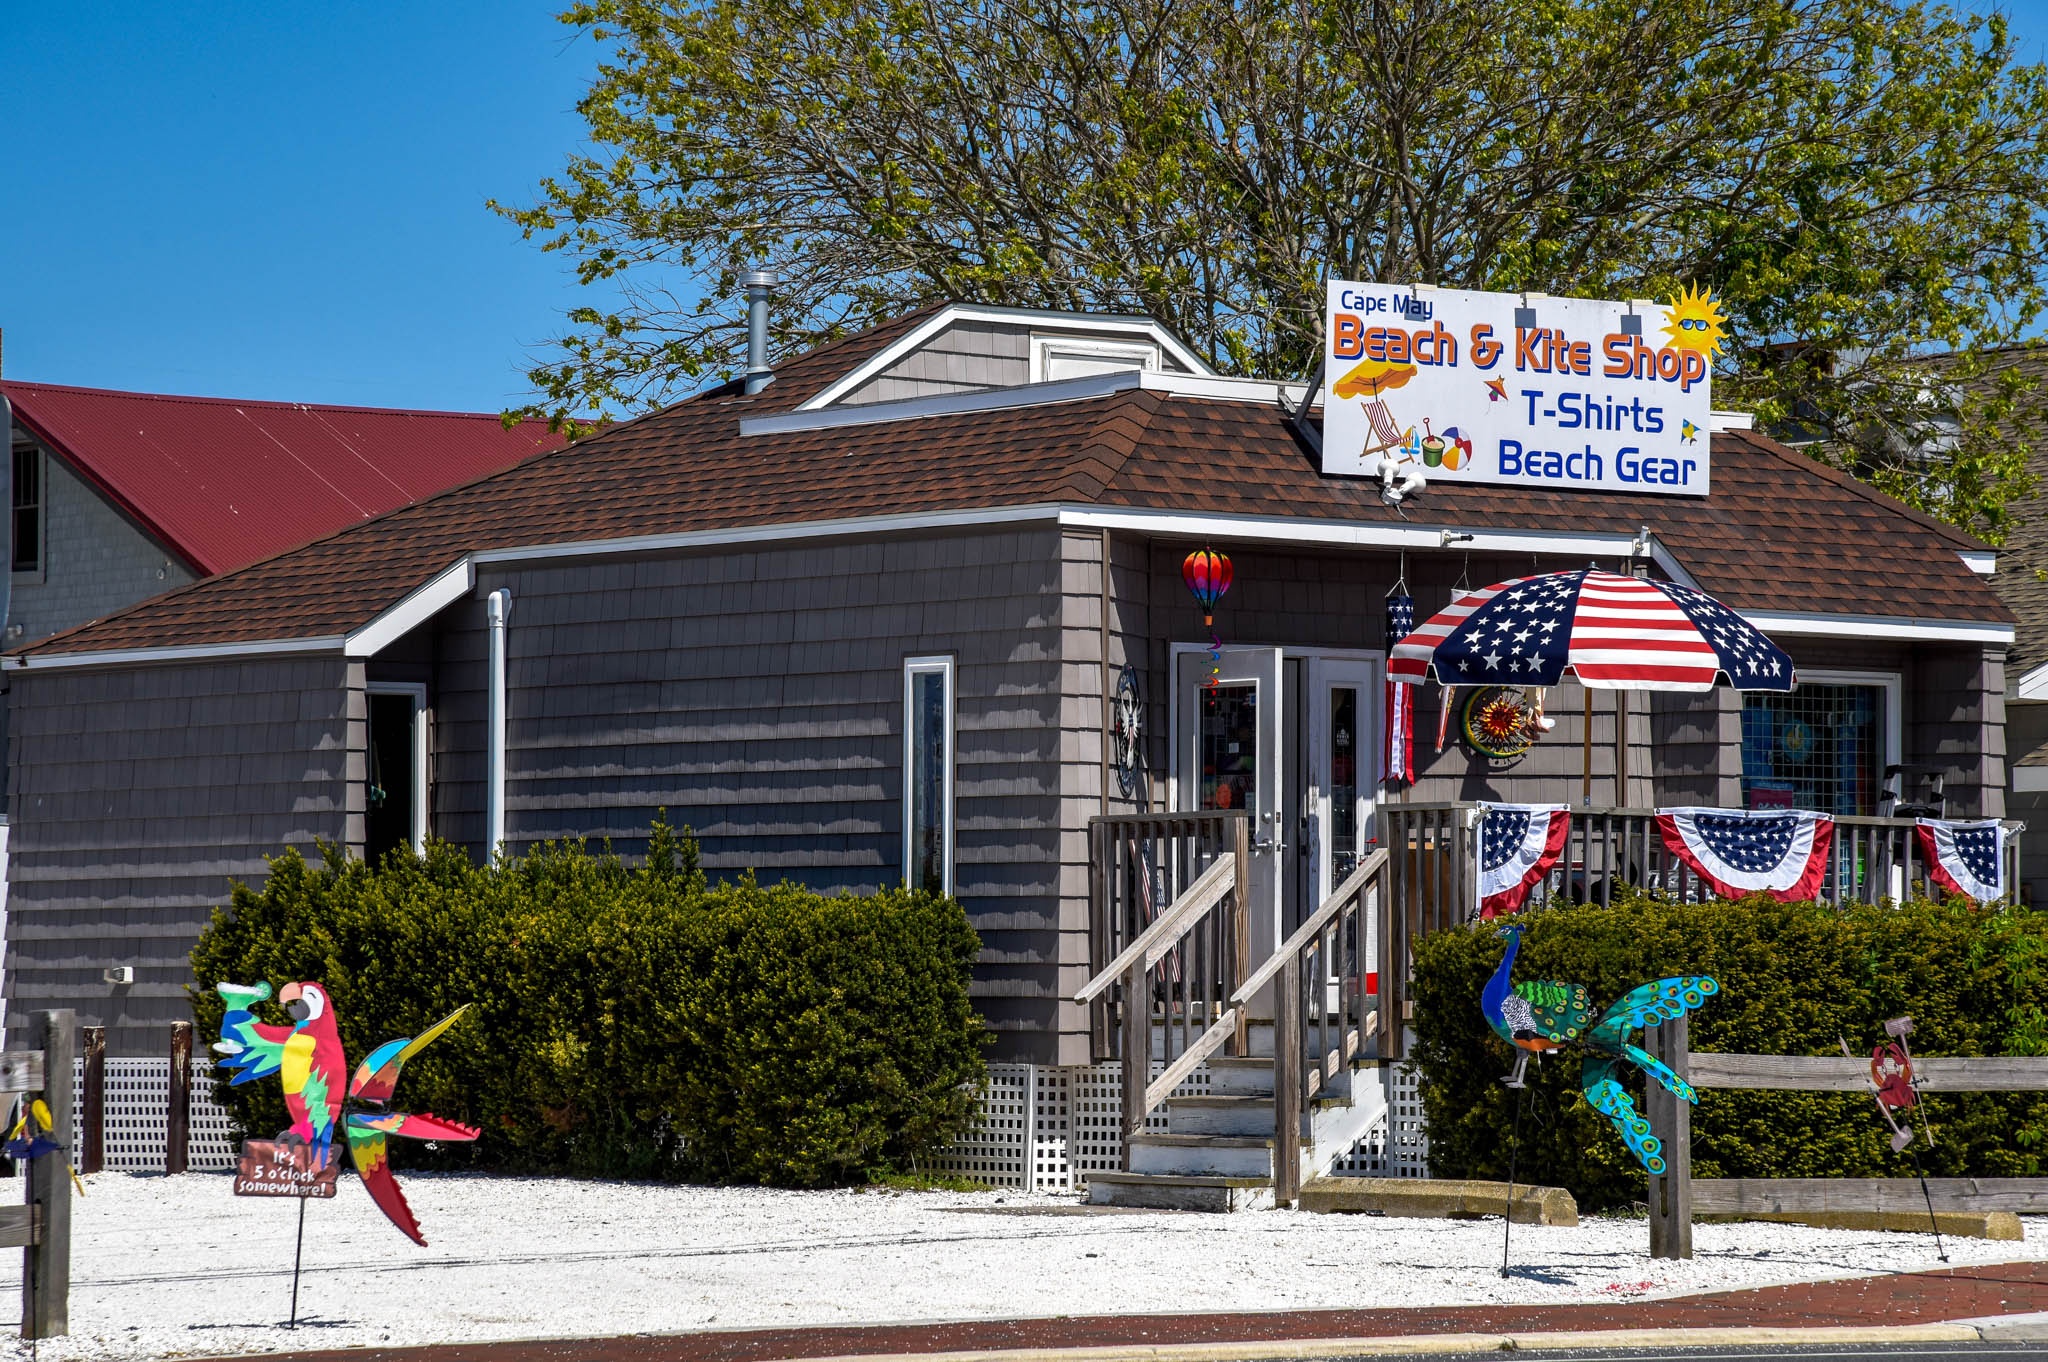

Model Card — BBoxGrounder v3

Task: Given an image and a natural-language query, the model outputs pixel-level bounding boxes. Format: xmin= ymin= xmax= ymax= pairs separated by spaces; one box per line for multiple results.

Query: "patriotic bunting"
xmin=1384 ymin=594 xmax=1416 ymax=784
xmin=1915 ymin=818 xmax=2007 ymax=902
xmin=1655 ymin=806 xmax=1834 ymax=901
xmin=1477 ymin=802 xmax=1571 ymax=918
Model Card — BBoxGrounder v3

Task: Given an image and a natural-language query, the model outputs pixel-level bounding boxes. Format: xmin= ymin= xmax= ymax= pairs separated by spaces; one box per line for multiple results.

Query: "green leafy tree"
xmin=498 ymin=0 xmax=2048 ymax=541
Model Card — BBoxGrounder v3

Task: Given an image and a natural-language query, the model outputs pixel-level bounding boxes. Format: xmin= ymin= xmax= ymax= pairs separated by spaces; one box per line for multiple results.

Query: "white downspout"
xmin=486 ymin=588 xmax=511 ymax=857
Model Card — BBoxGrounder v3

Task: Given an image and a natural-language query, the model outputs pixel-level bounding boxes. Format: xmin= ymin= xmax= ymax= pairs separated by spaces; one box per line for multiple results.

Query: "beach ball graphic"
xmin=1438 ymin=427 xmax=1474 ymax=471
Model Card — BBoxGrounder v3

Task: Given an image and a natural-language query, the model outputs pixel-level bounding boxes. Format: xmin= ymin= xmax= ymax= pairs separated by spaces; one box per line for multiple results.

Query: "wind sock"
xmin=1182 ymin=548 xmax=1233 ymax=691
xmin=1384 ymin=593 xmax=1415 ymax=784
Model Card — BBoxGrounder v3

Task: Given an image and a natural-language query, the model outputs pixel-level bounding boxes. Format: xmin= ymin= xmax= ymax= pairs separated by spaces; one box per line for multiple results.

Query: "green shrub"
xmin=1410 ymin=893 xmax=2048 ymax=1211
xmin=188 ymin=820 xmax=988 ymax=1186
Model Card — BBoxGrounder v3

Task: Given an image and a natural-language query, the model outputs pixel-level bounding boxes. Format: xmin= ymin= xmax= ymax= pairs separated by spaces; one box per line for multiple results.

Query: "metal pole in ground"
xmin=1501 ymin=1080 xmax=1528 ymax=1278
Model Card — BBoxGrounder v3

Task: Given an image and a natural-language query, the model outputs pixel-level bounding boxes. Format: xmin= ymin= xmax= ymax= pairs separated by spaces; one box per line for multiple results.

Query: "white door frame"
xmin=1305 ymin=651 xmax=1383 ymax=907
xmin=365 ymin=680 xmax=430 ymax=852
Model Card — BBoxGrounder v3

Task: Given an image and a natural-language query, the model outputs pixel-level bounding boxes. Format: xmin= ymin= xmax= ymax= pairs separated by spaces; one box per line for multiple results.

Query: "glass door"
xmin=1307 ymin=657 xmax=1380 ymax=1001
xmin=1178 ymin=646 xmax=1285 ymax=970
xmin=1307 ymin=658 xmax=1380 ymax=905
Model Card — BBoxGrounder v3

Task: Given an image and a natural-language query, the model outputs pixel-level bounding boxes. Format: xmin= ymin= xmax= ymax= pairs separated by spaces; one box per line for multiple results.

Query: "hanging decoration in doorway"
xmin=1480 ymin=923 xmax=1719 ymax=1172
xmin=1915 ymin=818 xmax=2007 ymax=903
xmin=1181 ymin=548 xmax=1233 ymax=691
xmin=1654 ymin=806 xmax=1834 ymax=902
xmin=1111 ymin=664 xmax=1144 ymax=799
xmin=1384 ymin=572 xmax=1416 ymax=785
xmin=214 ymin=982 xmax=480 ymax=1245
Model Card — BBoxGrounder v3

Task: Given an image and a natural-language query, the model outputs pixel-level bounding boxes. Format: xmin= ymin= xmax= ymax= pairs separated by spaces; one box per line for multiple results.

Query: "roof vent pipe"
xmin=741 ymin=269 xmax=777 ymax=394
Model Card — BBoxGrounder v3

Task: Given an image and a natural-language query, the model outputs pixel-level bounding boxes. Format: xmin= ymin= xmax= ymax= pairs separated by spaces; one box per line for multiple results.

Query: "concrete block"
xmin=1697 ymin=1208 xmax=2022 ymax=1240
xmin=1298 ymin=1176 xmax=1578 ymax=1226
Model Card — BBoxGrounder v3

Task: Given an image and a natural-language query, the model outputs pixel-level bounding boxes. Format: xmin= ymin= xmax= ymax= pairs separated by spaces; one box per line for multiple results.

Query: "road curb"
xmin=803 ymin=1321 xmax=1989 ymax=1362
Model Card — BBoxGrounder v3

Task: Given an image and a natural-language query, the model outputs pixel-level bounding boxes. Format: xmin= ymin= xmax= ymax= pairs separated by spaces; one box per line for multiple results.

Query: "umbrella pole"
xmin=1615 ymin=689 xmax=1630 ymax=808
xmin=1581 ymin=689 xmax=1593 ymax=805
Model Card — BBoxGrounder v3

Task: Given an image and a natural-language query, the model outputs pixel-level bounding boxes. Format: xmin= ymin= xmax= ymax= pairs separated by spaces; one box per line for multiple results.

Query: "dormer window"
xmin=1031 ymin=336 xmax=1160 ymax=383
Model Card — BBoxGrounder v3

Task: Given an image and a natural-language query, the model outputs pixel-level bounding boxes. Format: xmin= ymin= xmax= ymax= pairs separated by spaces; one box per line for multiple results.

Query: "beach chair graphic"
xmin=1333 ymin=358 xmax=1419 ymax=462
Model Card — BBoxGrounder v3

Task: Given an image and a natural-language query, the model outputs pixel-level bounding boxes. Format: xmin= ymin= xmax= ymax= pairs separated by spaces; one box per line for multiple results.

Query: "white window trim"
xmin=366 ymin=681 xmax=430 ymax=853
xmin=902 ymin=655 xmax=956 ymax=895
xmin=11 ymin=441 xmax=43 ymax=581
xmin=1029 ymin=335 xmax=1160 ymax=384
xmin=1788 ymin=668 xmax=1904 ymax=775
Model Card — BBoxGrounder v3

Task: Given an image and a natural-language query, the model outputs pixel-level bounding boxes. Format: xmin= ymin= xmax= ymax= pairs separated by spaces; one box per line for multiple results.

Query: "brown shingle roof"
xmin=12 ymin=324 xmax=2011 ymax=662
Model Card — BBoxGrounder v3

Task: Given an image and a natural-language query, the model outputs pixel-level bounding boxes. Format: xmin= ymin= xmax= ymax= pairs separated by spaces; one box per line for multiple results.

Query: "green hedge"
xmin=189 ymin=821 xmax=988 ymax=1186
xmin=1410 ymin=894 xmax=2048 ymax=1212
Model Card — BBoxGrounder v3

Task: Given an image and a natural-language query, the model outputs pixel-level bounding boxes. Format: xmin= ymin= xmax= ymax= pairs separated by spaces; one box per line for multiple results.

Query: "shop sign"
xmin=1321 ymin=282 xmax=1720 ymax=496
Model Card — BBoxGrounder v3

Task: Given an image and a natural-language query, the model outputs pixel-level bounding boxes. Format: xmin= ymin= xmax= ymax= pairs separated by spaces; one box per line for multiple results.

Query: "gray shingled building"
xmin=0 ymin=304 xmax=2017 ymax=1060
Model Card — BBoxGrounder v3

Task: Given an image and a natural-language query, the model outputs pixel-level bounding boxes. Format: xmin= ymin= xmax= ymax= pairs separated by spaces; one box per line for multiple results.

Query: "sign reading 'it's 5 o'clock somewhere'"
xmin=1321 ymin=282 xmax=1723 ymax=496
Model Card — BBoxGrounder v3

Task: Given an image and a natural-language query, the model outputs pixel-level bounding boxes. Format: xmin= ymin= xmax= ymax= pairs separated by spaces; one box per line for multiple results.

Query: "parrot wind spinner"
xmin=214 ymin=981 xmax=478 ymax=1245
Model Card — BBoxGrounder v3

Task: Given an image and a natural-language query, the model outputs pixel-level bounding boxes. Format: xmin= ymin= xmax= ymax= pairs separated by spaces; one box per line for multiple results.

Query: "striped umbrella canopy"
xmin=1388 ymin=568 xmax=1794 ymax=693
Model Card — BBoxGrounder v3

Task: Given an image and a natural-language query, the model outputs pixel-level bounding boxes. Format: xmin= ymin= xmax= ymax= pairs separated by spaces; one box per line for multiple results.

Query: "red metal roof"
xmin=2 ymin=381 xmax=568 ymax=575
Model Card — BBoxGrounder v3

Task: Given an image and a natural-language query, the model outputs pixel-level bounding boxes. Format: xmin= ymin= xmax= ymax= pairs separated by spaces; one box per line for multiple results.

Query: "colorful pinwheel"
xmin=215 ymin=982 xmax=479 ymax=1244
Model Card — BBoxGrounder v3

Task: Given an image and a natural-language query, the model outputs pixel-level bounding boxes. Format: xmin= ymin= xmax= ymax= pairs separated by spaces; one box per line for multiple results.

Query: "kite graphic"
xmin=1485 ymin=378 xmax=1508 ymax=402
xmin=215 ymin=982 xmax=478 ymax=1244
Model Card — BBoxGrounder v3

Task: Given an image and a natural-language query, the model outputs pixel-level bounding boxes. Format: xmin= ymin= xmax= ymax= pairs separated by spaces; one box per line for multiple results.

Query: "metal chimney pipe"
xmin=741 ymin=269 xmax=777 ymax=394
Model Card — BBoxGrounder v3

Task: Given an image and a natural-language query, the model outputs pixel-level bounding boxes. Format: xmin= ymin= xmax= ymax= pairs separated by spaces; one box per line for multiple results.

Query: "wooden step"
xmin=1128 ymin=1132 xmax=1283 ymax=1178
xmin=1084 ymin=1171 xmax=1274 ymax=1212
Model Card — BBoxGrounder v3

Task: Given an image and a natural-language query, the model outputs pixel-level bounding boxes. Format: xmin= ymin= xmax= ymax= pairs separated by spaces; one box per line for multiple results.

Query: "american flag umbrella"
xmin=1388 ymin=568 xmax=1794 ymax=693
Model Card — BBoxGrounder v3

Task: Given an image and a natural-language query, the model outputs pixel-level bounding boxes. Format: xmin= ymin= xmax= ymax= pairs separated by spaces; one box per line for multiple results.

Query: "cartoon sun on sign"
xmin=1661 ymin=283 xmax=1728 ymax=359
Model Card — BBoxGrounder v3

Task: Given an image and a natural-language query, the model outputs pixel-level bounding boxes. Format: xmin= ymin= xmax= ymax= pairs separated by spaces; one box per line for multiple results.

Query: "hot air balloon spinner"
xmin=1181 ymin=548 xmax=1234 ymax=690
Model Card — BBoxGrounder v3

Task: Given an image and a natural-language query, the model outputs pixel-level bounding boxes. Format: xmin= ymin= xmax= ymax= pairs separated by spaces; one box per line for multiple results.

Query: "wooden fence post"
xmin=167 ymin=1022 xmax=192 ymax=1175
xmin=1646 ymin=1015 xmax=1693 ymax=1260
xmin=24 ymin=1010 xmax=73 ymax=1339
xmin=1120 ymin=957 xmax=1147 ymax=1167
xmin=80 ymin=1028 xmax=104 ymax=1177
xmin=1272 ymin=954 xmax=1302 ymax=1206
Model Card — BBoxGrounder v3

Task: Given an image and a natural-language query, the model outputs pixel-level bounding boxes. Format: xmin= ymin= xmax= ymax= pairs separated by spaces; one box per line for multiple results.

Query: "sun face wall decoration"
xmin=1661 ymin=283 xmax=1728 ymax=360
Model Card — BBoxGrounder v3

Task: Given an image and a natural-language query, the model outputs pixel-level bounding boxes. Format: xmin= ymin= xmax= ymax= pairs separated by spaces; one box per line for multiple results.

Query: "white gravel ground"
xmin=18 ymin=1171 xmax=2047 ymax=1361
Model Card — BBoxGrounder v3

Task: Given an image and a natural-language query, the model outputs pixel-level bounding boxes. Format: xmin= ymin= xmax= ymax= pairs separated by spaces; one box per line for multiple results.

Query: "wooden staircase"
xmin=1088 ymin=1020 xmax=1391 ymax=1210
xmin=1077 ymin=814 xmax=1393 ymax=1212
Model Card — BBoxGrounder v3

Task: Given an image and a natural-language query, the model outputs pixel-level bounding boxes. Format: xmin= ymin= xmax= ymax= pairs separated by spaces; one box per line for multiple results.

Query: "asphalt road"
xmin=1418 ymin=1346 xmax=2048 ymax=1360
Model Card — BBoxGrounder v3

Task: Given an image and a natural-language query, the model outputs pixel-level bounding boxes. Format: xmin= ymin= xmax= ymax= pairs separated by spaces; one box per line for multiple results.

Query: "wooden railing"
xmin=1080 ymin=811 xmax=1251 ymax=1153
xmin=1377 ymin=802 xmax=2024 ymax=1063
xmin=1640 ymin=1018 xmax=2048 ymax=1259
xmin=1242 ymin=847 xmax=1390 ymax=1204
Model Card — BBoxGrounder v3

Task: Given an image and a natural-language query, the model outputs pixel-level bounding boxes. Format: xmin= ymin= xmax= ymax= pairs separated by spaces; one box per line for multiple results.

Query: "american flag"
xmin=1477 ymin=802 xmax=1571 ymax=917
xmin=1384 ymin=594 xmax=1415 ymax=784
xmin=1389 ymin=569 xmax=1795 ymax=693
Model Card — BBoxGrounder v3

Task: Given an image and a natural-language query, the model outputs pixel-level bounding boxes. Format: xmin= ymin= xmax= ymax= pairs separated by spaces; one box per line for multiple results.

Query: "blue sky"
xmin=1 ymin=4 xmax=608 ymax=412
xmin=4 ymin=4 xmax=2047 ymax=413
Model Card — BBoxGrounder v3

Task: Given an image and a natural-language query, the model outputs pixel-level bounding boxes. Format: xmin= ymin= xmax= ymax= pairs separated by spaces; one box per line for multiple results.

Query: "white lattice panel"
xmin=929 ymin=1063 xmax=1034 ymax=1187
xmin=940 ymin=1061 xmax=1217 ymax=1192
xmin=1329 ymin=1059 xmax=1430 ymax=1178
xmin=68 ymin=1058 xmax=236 ymax=1172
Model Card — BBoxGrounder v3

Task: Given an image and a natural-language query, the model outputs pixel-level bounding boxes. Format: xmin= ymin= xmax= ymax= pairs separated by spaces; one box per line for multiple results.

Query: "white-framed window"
xmin=1739 ymin=668 xmax=1901 ymax=816
xmin=1030 ymin=335 xmax=1160 ymax=384
xmin=903 ymin=655 xmax=955 ymax=896
xmin=365 ymin=681 xmax=430 ymax=858
xmin=11 ymin=441 xmax=42 ymax=576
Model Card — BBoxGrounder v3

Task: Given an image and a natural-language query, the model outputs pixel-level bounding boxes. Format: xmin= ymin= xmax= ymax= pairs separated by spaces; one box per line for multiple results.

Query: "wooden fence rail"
xmin=1644 ymin=1026 xmax=2048 ymax=1258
